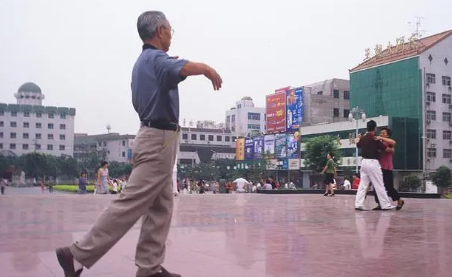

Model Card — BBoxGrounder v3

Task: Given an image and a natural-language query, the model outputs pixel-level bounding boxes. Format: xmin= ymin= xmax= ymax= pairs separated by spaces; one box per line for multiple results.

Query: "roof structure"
xmin=350 ymin=30 xmax=452 ymax=73
xmin=18 ymin=82 xmax=42 ymax=94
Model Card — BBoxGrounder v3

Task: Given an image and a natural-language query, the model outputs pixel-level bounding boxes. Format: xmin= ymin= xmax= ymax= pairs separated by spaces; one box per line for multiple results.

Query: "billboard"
xmin=266 ymin=93 xmax=287 ymax=133
xmin=286 ymin=87 xmax=304 ymax=132
xmin=275 ymin=86 xmax=292 ymax=94
xmin=235 ymin=138 xmax=245 ymax=161
xmin=263 ymin=134 xmax=275 ymax=158
xmin=286 ymin=133 xmax=300 ymax=159
xmin=275 ymin=133 xmax=287 ymax=158
xmin=244 ymin=138 xmax=254 ymax=160
xmin=253 ymin=136 xmax=264 ymax=159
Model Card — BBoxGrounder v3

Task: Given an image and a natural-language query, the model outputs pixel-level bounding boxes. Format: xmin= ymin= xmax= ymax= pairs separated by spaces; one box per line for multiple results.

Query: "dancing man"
xmin=355 ymin=120 xmax=395 ymax=211
xmin=373 ymin=127 xmax=405 ymax=210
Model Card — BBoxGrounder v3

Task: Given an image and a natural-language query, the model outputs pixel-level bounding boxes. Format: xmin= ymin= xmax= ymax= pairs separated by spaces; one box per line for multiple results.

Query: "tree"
xmin=303 ymin=135 xmax=342 ymax=172
xmin=401 ymin=175 xmax=422 ymax=192
xmin=432 ymin=166 xmax=452 ymax=190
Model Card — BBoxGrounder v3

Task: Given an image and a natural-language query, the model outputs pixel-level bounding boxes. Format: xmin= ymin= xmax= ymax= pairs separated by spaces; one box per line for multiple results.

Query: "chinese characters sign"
xmin=266 ymin=93 xmax=287 ymax=133
xmin=286 ymin=88 xmax=304 ymax=132
xmin=235 ymin=138 xmax=245 ymax=161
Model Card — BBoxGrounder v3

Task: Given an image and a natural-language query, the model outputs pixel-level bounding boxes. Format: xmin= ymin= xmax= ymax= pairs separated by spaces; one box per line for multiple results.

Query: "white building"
xmin=0 ymin=82 xmax=75 ymax=157
xmin=73 ymin=133 xmax=134 ymax=163
xmin=225 ymin=97 xmax=266 ymax=137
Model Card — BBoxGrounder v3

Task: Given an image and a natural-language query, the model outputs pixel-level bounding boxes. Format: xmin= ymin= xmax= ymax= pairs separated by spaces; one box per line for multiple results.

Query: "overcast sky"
xmin=0 ymin=0 xmax=451 ymax=135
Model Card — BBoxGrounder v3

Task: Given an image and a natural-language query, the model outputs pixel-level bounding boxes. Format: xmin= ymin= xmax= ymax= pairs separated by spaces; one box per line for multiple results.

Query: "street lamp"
xmin=348 ymin=106 xmax=367 ymax=173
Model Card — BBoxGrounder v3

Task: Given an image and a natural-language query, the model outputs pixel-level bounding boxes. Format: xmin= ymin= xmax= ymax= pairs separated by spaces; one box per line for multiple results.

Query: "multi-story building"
xmin=178 ymin=127 xmax=236 ymax=165
xmin=0 ymin=82 xmax=76 ymax=157
xmin=350 ymin=29 xmax=452 ymax=174
xmin=225 ymin=97 xmax=266 ymax=137
xmin=302 ymin=78 xmax=351 ymax=125
xmin=73 ymin=133 xmax=134 ymax=163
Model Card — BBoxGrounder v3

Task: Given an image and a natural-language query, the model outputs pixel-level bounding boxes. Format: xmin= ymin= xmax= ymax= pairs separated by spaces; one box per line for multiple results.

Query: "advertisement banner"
xmin=263 ymin=134 xmax=275 ymax=158
xmin=266 ymin=159 xmax=278 ymax=170
xmin=286 ymin=87 xmax=304 ymax=132
xmin=253 ymin=136 xmax=264 ymax=159
xmin=266 ymin=93 xmax=287 ymax=133
xmin=286 ymin=133 xmax=300 ymax=159
xmin=275 ymin=133 xmax=287 ymax=158
xmin=275 ymin=86 xmax=292 ymax=94
xmin=235 ymin=138 xmax=245 ymax=161
xmin=288 ymin=159 xmax=300 ymax=170
xmin=278 ymin=159 xmax=288 ymax=170
xmin=244 ymin=138 xmax=254 ymax=160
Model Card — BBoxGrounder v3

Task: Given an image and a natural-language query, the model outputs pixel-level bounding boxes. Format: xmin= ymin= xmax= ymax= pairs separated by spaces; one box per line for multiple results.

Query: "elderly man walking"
xmin=55 ymin=11 xmax=222 ymax=277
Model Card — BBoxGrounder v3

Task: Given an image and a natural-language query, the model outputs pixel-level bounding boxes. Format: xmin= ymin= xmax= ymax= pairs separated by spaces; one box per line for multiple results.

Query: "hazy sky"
xmin=0 ymin=0 xmax=451 ymax=135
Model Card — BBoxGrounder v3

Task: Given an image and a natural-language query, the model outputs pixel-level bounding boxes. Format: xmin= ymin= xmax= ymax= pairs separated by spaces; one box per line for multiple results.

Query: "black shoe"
xmin=372 ymin=206 xmax=382 ymax=211
xmin=328 ymin=193 xmax=335 ymax=197
xmin=355 ymin=207 xmax=366 ymax=211
xmin=55 ymin=247 xmax=83 ymax=277
xmin=148 ymin=266 xmax=181 ymax=277
xmin=323 ymin=192 xmax=329 ymax=196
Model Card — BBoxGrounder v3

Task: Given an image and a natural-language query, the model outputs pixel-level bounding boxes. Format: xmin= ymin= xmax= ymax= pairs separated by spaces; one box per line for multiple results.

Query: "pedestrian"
xmin=354 ymin=120 xmax=395 ymax=211
xmin=373 ymin=127 xmax=405 ymax=210
xmin=321 ymin=153 xmax=337 ymax=196
xmin=0 ymin=177 xmax=6 ymax=195
xmin=55 ymin=10 xmax=222 ymax=277
xmin=78 ymin=172 xmax=88 ymax=194
xmin=96 ymin=161 xmax=109 ymax=194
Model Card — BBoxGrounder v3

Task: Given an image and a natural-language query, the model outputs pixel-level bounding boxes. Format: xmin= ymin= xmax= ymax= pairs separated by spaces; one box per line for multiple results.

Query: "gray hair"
xmin=137 ymin=11 xmax=169 ymax=41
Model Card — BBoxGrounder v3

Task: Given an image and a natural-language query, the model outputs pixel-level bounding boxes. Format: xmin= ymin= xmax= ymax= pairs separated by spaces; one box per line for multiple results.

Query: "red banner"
xmin=266 ymin=93 xmax=287 ymax=133
xmin=274 ymin=86 xmax=291 ymax=94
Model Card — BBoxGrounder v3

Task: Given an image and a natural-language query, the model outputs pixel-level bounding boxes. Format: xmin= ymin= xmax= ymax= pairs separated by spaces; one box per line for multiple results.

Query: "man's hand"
xmin=204 ymin=66 xmax=222 ymax=91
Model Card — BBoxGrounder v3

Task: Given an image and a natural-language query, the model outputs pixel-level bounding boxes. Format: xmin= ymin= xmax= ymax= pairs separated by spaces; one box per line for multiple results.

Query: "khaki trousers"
xmin=70 ymin=127 xmax=179 ymax=277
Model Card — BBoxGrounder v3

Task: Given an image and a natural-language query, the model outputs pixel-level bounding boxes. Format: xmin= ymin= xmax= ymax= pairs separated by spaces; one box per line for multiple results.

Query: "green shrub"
xmin=53 ymin=185 xmax=97 ymax=193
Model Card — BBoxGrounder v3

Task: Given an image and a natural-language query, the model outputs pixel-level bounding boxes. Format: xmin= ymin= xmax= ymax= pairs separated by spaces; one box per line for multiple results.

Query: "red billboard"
xmin=266 ymin=93 xmax=286 ymax=133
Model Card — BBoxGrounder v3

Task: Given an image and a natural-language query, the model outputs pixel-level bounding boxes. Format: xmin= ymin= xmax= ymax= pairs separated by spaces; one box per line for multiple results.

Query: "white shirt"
xmin=343 ymin=180 xmax=351 ymax=190
xmin=112 ymin=182 xmax=118 ymax=192
xmin=263 ymin=183 xmax=272 ymax=190
xmin=235 ymin=179 xmax=250 ymax=192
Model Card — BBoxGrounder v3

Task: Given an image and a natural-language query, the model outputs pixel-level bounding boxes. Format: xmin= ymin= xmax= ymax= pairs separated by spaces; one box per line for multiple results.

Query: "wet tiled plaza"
xmin=1 ymin=188 xmax=451 ymax=277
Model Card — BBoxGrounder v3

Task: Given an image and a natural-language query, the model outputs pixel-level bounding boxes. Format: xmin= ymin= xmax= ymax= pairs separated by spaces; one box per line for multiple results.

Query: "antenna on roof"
xmin=408 ymin=16 xmax=426 ymax=39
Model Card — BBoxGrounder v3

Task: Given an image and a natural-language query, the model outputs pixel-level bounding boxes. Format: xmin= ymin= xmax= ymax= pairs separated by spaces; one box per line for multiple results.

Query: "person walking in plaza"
xmin=373 ymin=127 xmax=405 ymax=210
xmin=55 ymin=10 xmax=222 ymax=277
xmin=355 ymin=120 xmax=395 ymax=211
xmin=96 ymin=161 xmax=109 ymax=194
xmin=321 ymin=153 xmax=336 ymax=197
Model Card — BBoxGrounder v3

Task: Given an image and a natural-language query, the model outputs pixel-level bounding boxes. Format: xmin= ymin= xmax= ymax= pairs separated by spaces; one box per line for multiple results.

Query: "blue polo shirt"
xmin=131 ymin=44 xmax=188 ymax=123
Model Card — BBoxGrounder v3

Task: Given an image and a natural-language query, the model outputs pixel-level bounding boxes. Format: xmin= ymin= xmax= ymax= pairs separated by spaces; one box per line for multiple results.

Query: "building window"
xmin=443 ymin=130 xmax=452 ymax=140
xmin=317 ymin=91 xmax=323 ymax=95
xmin=47 ymin=144 xmax=53 ymax=150
xmin=10 ymin=121 xmax=17 ymax=128
xmin=426 ymin=110 xmax=436 ymax=121
xmin=333 ymin=90 xmax=339 ymax=98
xmin=60 ymin=114 xmax=66 ymax=119
xmin=442 ymin=76 xmax=451 ymax=86
xmin=0 ymin=132 xmax=2 ymax=138
xmin=122 ymin=151 xmax=125 ymax=157
xmin=10 ymin=143 xmax=16 ymax=150
xmin=48 ymin=123 xmax=54 ymax=129
xmin=122 ymin=140 xmax=125 ymax=146
xmin=24 ymin=112 xmax=30 ymax=117
xmin=0 ymin=111 xmax=3 ymax=116
xmin=59 ymin=145 xmax=65 ymax=151
xmin=23 ymin=133 xmax=29 ymax=139
xmin=343 ymin=109 xmax=350 ymax=118
xmin=48 ymin=113 xmax=55 ymax=119
xmin=11 ymin=111 xmax=17 ymax=117
xmin=60 ymin=124 xmax=66 ymax=130
xmin=182 ymin=133 xmax=188 ymax=140
xmin=443 ymin=112 xmax=452 ymax=123
xmin=22 ymin=144 xmax=29 ymax=150
xmin=103 ymin=141 xmax=106 ymax=147
xmin=442 ymin=94 xmax=451 ymax=104
xmin=191 ymin=134 xmax=197 ymax=140
xmin=200 ymin=135 xmax=206 ymax=141
xmin=231 ymin=115 xmax=236 ymax=123
xmin=225 ymin=136 xmax=230 ymax=142
xmin=36 ymin=133 xmax=42 ymax=139
xmin=443 ymin=149 xmax=452 ymax=159
xmin=36 ymin=122 xmax=42 ymax=129
xmin=10 ymin=133 xmax=16 ymax=139
xmin=333 ymin=108 xmax=340 ymax=117
xmin=36 ymin=112 xmax=42 ymax=118
xmin=22 ymin=122 xmax=29 ymax=128
xmin=427 ymin=147 xmax=436 ymax=158
xmin=426 ymin=73 xmax=436 ymax=84
xmin=217 ymin=135 xmax=222 ymax=142
xmin=35 ymin=144 xmax=41 ymax=150
xmin=247 ymin=124 xmax=260 ymax=130
xmin=0 ymin=143 xmax=2 ymax=149
xmin=208 ymin=135 xmax=214 ymax=141
xmin=248 ymin=112 xmax=261 ymax=120
xmin=232 ymin=136 xmax=237 ymax=142
xmin=237 ymin=104 xmax=241 ymax=109
xmin=426 ymin=91 xmax=436 ymax=102
xmin=60 ymin=134 xmax=66 ymax=140
xmin=0 ymin=121 xmax=3 ymax=127
xmin=226 ymin=115 xmax=230 ymax=123
xmin=48 ymin=134 xmax=54 ymax=140
xmin=426 ymin=129 xmax=436 ymax=139
xmin=344 ymin=91 xmax=350 ymax=99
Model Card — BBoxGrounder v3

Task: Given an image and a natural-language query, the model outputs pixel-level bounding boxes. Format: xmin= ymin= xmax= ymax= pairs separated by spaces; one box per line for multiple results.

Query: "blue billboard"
xmin=244 ymin=138 xmax=254 ymax=160
xmin=286 ymin=133 xmax=300 ymax=159
xmin=275 ymin=133 xmax=287 ymax=158
xmin=253 ymin=136 xmax=264 ymax=159
xmin=286 ymin=87 xmax=304 ymax=132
